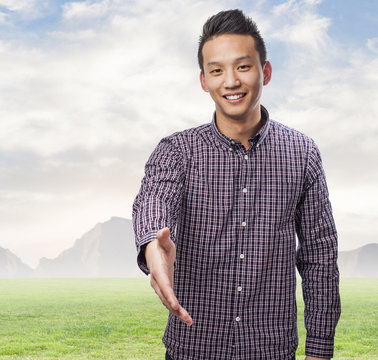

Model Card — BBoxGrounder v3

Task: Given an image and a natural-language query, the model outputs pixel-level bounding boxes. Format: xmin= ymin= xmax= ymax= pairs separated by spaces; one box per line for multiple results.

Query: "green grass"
xmin=0 ymin=278 xmax=376 ymax=359
xmin=297 ymin=279 xmax=378 ymax=359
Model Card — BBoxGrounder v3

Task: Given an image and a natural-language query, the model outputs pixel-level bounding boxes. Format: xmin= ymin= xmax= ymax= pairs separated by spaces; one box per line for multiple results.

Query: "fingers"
xmin=148 ymin=228 xmax=192 ymax=325
xmin=150 ymin=275 xmax=193 ymax=326
xmin=176 ymin=305 xmax=193 ymax=326
xmin=151 ymin=267 xmax=177 ymax=309
xmin=151 ymin=275 xmax=174 ymax=309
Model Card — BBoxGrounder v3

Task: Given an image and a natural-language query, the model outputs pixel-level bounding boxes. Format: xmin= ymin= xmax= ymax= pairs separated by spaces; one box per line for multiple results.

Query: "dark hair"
xmin=198 ymin=9 xmax=267 ymax=73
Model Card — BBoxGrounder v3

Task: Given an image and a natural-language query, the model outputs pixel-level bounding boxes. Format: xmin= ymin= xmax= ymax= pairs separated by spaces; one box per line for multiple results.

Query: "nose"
xmin=224 ymin=70 xmax=240 ymax=88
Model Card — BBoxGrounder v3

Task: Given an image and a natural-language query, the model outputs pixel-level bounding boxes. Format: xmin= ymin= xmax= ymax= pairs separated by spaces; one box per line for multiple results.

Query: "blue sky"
xmin=0 ymin=0 xmax=377 ymax=267
xmin=2 ymin=0 xmax=377 ymax=60
xmin=318 ymin=0 xmax=378 ymax=43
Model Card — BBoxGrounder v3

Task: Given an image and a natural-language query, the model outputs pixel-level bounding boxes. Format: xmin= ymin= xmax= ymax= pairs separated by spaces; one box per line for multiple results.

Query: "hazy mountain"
xmin=338 ymin=243 xmax=378 ymax=278
xmin=34 ymin=217 xmax=142 ymax=278
xmin=1 ymin=217 xmax=376 ymax=278
xmin=0 ymin=247 xmax=32 ymax=278
xmin=35 ymin=215 xmax=376 ymax=277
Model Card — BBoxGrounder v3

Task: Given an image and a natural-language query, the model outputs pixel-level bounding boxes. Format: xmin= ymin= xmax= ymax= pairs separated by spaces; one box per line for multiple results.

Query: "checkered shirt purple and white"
xmin=133 ymin=106 xmax=341 ymax=360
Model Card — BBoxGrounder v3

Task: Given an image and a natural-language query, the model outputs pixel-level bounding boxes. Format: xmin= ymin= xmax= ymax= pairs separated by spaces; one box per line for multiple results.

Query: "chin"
xmin=223 ymin=108 xmax=249 ymax=119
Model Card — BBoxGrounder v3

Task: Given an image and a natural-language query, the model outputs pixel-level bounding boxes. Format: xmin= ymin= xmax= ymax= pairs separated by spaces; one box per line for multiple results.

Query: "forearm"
xmin=297 ymin=213 xmax=340 ymax=358
xmin=296 ymin=141 xmax=341 ymax=358
xmin=132 ymin=137 xmax=185 ymax=275
xmin=297 ymin=199 xmax=340 ymax=357
xmin=133 ymin=198 xmax=176 ymax=274
xmin=302 ymin=274 xmax=340 ymax=358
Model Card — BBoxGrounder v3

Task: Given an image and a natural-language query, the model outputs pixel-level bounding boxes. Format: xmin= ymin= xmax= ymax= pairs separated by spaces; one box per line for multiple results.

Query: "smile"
xmin=224 ymin=93 xmax=246 ymax=100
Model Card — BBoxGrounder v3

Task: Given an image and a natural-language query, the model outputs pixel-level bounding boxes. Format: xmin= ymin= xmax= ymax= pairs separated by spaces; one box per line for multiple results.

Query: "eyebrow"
xmin=206 ymin=55 xmax=253 ymax=67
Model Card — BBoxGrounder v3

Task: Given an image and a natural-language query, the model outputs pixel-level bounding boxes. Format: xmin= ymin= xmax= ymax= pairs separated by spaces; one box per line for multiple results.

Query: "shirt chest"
xmin=182 ymin=142 xmax=304 ymax=220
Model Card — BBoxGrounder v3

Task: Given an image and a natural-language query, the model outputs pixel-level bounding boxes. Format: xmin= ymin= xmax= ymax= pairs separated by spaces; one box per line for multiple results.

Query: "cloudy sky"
xmin=0 ymin=0 xmax=377 ymax=268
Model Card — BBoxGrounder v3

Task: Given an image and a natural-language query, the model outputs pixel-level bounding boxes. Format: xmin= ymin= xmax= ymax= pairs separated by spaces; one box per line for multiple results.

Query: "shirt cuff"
xmin=305 ymin=335 xmax=334 ymax=359
xmin=136 ymin=230 xmax=159 ymax=275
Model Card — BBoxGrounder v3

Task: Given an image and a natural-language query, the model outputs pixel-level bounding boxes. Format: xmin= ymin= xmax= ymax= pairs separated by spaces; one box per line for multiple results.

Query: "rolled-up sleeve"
xmin=132 ymin=137 xmax=185 ymax=275
xmin=295 ymin=140 xmax=341 ymax=359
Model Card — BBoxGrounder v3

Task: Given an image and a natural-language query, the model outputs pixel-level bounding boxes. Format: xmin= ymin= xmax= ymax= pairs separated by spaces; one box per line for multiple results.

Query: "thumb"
xmin=156 ymin=227 xmax=172 ymax=250
xmin=157 ymin=227 xmax=170 ymax=241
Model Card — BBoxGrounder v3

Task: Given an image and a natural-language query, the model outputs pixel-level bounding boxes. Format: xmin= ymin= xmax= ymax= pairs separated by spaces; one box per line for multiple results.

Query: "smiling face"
xmin=200 ymin=34 xmax=271 ymax=125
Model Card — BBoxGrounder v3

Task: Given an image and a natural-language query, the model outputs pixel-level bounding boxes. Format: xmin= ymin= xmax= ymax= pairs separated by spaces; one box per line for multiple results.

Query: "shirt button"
xmin=229 ymin=147 xmax=233 ymax=152
xmin=237 ymin=286 xmax=242 ymax=292
xmin=242 ymin=188 xmax=247 ymax=193
xmin=241 ymin=221 xmax=247 ymax=227
xmin=235 ymin=316 xmax=241 ymax=322
xmin=231 ymin=140 xmax=235 ymax=145
xmin=244 ymin=155 xmax=249 ymax=160
xmin=256 ymin=143 xmax=260 ymax=148
xmin=240 ymin=254 xmax=245 ymax=259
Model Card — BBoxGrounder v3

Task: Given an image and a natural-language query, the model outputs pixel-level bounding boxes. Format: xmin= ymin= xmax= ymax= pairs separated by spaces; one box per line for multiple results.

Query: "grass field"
xmin=0 ymin=278 xmax=376 ymax=359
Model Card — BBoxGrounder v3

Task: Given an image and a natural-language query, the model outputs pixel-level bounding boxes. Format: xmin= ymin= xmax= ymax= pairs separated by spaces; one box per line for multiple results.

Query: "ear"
xmin=200 ymin=71 xmax=208 ymax=92
xmin=262 ymin=61 xmax=272 ymax=86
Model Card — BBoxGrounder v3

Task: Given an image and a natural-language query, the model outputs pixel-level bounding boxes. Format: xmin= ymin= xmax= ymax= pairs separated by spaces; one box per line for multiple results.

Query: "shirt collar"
xmin=210 ymin=105 xmax=271 ymax=149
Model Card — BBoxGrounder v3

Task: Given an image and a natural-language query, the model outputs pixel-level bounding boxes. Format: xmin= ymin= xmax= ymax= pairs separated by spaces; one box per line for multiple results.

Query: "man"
xmin=133 ymin=9 xmax=340 ymax=360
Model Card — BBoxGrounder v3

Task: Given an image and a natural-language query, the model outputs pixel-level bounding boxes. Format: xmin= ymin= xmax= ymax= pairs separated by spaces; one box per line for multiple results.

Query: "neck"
xmin=215 ymin=106 xmax=263 ymax=149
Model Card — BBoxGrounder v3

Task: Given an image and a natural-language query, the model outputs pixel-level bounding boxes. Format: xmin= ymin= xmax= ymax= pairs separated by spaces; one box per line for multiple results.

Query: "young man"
xmin=133 ymin=9 xmax=340 ymax=360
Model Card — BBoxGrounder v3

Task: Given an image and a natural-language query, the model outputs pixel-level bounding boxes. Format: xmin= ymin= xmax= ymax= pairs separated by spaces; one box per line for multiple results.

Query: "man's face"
xmin=200 ymin=34 xmax=271 ymax=123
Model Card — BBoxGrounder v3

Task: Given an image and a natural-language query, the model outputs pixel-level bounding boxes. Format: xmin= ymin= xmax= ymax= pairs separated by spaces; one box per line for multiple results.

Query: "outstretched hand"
xmin=145 ymin=227 xmax=193 ymax=326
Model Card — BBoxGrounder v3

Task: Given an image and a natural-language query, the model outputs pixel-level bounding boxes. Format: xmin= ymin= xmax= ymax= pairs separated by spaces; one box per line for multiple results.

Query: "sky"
xmin=0 ymin=0 xmax=377 ymax=268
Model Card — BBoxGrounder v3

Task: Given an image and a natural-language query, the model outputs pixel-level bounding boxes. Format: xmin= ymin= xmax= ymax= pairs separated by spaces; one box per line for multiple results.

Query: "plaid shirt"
xmin=133 ymin=106 xmax=341 ymax=360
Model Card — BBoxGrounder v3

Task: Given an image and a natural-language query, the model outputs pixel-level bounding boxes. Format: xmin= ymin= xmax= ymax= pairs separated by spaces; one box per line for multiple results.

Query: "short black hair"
xmin=198 ymin=9 xmax=267 ymax=73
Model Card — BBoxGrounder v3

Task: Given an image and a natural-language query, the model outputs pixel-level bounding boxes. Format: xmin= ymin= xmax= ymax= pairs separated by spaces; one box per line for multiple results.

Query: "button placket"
xmin=235 ymin=149 xmax=249 ymax=333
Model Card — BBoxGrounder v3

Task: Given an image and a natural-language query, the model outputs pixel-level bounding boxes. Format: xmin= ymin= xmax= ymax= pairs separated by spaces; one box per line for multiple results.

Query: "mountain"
xmin=35 ymin=214 xmax=376 ymax=277
xmin=338 ymin=243 xmax=378 ymax=278
xmin=2 ymin=218 xmax=377 ymax=278
xmin=34 ymin=217 xmax=142 ymax=278
xmin=0 ymin=247 xmax=32 ymax=278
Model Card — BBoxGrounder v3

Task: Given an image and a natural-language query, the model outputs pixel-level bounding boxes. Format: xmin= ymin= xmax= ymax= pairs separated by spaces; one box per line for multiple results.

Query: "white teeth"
xmin=225 ymin=94 xmax=244 ymax=100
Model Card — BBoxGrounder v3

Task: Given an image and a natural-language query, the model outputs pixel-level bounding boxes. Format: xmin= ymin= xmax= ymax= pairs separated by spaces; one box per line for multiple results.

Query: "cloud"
xmin=333 ymin=207 xmax=378 ymax=251
xmin=49 ymin=29 xmax=97 ymax=41
xmin=62 ymin=0 xmax=109 ymax=20
xmin=0 ymin=0 xmax=222 ymax=158
xmin=367 ymin=37 xmax=378 ymax=54
xmin=0 ymin=11 xmax=7 ymax=22
xmin=0 ymin=0 xmax=35 ymax=11
xmin=265 ymin=0 xmax=332 ymax=55
xmin=0 ymin=0 xmax=51 ymax=21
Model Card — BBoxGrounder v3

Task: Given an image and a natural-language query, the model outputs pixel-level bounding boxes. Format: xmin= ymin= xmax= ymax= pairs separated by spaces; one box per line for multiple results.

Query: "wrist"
xmin=144 ymin=240 xmax=158 ymax=269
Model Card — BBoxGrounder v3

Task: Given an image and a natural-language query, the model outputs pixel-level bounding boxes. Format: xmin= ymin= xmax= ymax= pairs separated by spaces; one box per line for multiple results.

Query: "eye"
xmin=210 ymin=68 xmax=222 ymax=74
xmin=238 ymin=65 xmax=251 ymax=71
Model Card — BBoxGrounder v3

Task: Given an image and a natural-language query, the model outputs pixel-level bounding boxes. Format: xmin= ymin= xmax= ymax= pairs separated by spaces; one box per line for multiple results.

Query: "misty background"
xmin=0 ymin=0 xmax=377 ymax=271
